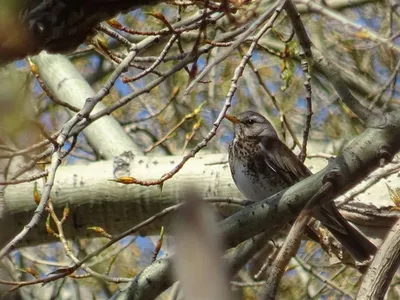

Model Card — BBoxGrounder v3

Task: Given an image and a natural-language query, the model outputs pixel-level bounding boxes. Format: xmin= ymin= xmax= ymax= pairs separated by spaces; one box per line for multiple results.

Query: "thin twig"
xmin=0 ymin=171 xmax=48 ymax=186
xmin=97 ymin=24 xmax=133 ymax=47
xmin=122 ymin=34 xmax=179 ymax=83
xmin=283 ymin=0 xmax=314 ymax=162
xmin=311 ymin=265 xmax=347 ymax=299
xmin=231 ymin=280 xmax=266 ymax=287
xmin=47 ymin=201 xmax=131 ymax=284
xmin=337 ymin=162 xmax=400 ymax=207
xmin=295 ymin=256 xmax=355 ymax=299
xmin=120 ymin=87 xmax=179 ymax=125
xmin=144 ymin=102 xmax=204 ymax=153
xmin=369 ymin=59 xmax=400 ymax=109
xmin=299 ymin=59 xmax=313 ymax=162
xmin=28 ymin=60 xmax=80 ymax=113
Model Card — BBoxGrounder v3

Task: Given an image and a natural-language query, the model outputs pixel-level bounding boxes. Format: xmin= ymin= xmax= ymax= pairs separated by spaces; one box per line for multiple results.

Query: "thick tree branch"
xmin=31 ymin=53 xmax=143 ymax=158
xmin=357 ymin=218 xmax=400 ymax=299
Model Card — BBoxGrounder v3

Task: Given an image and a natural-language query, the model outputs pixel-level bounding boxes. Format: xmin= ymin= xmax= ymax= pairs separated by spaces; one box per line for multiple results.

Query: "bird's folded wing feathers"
xmin=260 ymin=137 xmax=350 ymax=235
xmin=260 ymin=137 xmax=311 ymax=184
xmin=312 ymin=203 xmax=350 ymax=235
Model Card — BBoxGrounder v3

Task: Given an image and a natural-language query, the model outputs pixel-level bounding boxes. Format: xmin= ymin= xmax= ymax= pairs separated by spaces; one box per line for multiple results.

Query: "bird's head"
xmin=225 ymin=111 xmax=278 ymax=139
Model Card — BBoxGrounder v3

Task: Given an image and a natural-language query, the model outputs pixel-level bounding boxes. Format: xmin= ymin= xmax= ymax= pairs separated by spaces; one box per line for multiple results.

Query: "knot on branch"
xmin=113 ymin=151 xmax=135 ymax=178
xmin=322 ymin=167 xmax=344 ymax=191
xmin=378 ymin=146 xmax=393 ymax=167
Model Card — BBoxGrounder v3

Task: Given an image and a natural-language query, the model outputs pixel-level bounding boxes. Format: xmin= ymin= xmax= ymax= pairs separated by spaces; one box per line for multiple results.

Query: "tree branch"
xmin=357 ymin=218 xmax=400 ymax=299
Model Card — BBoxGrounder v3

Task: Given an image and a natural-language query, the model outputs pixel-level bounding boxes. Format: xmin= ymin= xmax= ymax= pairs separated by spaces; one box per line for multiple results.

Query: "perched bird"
xmin=225 ymin=110 xmax=376 ymax=262
xmin=0 ymin=0 xmax=160 ymax=65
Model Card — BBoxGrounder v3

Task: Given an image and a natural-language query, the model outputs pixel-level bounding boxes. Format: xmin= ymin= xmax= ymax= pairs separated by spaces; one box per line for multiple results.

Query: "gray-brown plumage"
xmin=226 ymin=110 xmax=376 ymax=262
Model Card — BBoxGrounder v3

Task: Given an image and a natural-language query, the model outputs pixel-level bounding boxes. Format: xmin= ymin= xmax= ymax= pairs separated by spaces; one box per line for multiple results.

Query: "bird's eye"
xmin=247 ymin=119 xmax=255 ymax=125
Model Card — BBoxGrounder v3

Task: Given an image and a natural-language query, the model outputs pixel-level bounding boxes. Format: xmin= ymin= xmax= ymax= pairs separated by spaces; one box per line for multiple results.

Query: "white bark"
xmin=1 ymin=150 xmax=398 ymax=249
xmin=31 ymin=53 xmax=142 ymax=158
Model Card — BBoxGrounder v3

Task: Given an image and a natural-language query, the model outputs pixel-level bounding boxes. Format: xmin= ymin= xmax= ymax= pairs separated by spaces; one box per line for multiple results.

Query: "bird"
xmin=225 ymin=110 xmax=377 ymax=262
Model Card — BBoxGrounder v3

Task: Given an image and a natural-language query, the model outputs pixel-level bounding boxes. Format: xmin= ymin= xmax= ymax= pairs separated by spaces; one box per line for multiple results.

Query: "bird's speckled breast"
xmin=229 ymin=139 xmax=287 ymax=201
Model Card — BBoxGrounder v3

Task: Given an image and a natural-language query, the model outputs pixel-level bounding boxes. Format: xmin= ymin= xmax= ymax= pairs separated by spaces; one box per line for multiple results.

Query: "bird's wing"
xmin=260 ymin=137 xmax=347 ymax=234
xmin=259 ymin=137 xmax=376 ymax=260
xmin=260 ymin=138 xmax=359 ymax=236
xmin=259 ymin=137 xmax=311 ymax=184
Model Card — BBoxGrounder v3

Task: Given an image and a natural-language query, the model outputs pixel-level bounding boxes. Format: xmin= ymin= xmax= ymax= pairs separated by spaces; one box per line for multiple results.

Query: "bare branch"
xmin=357 ymin=218 xmax=400 ymax=299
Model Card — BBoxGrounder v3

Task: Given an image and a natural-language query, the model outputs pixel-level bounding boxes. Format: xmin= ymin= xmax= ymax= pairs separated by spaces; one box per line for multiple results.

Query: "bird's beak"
xmin=225 ymin=114 xmax=241 ymax=124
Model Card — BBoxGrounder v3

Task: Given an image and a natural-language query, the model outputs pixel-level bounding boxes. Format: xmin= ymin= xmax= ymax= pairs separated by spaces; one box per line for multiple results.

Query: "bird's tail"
xmin=312 ymin=201 xmax=377 ymax=262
